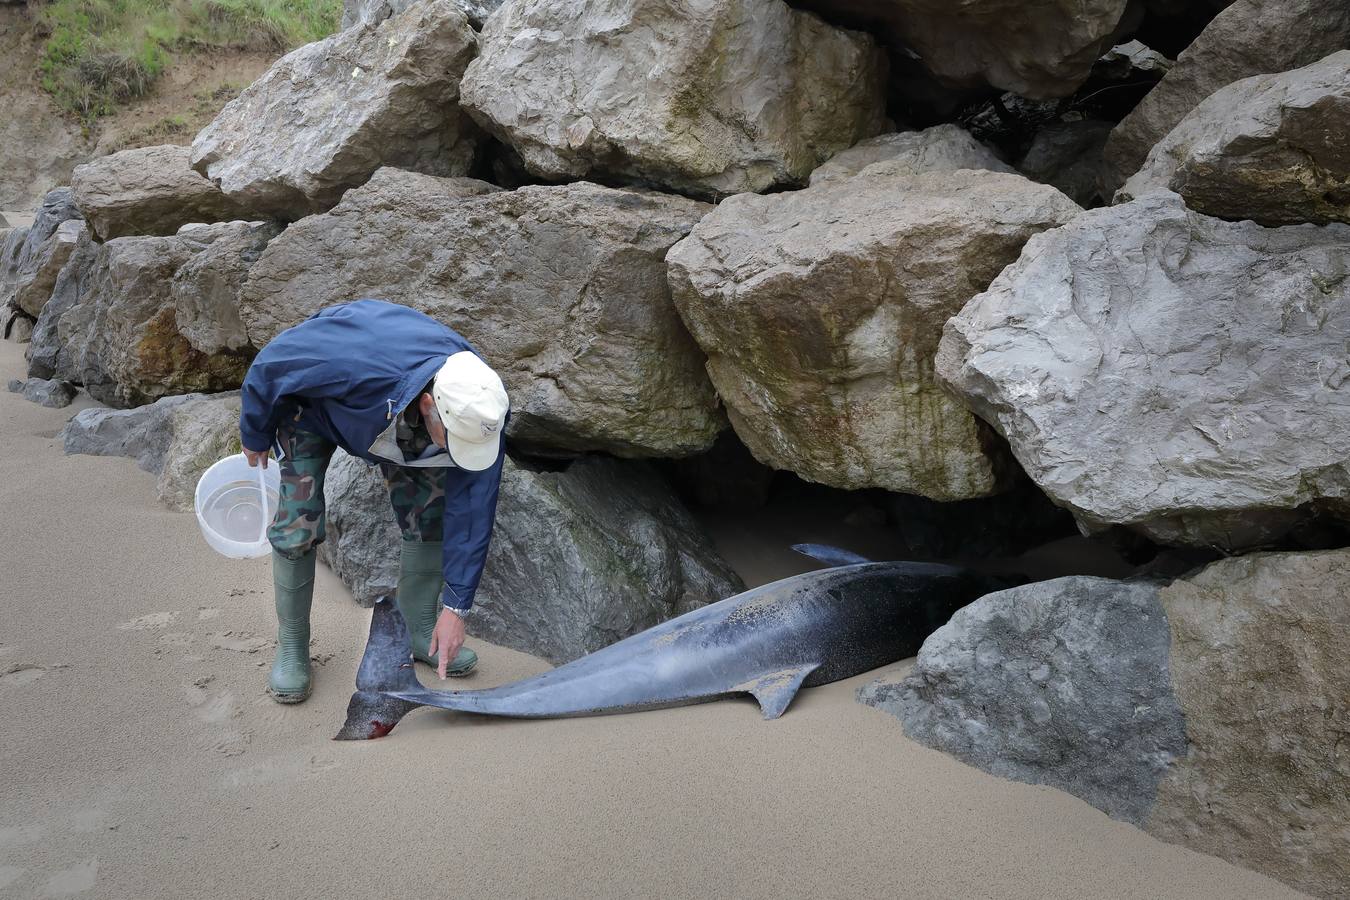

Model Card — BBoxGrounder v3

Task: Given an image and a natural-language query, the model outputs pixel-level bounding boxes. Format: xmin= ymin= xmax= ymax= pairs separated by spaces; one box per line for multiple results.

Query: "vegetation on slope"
xmin=32 ymin=0 xmax=341 ymax=119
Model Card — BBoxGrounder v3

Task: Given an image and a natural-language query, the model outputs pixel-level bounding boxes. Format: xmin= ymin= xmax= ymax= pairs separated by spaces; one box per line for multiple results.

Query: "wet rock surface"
xmin=669 ymin=167 xmax=1079 ymax=499
xmin=241 ymin=171 xmax=722 ymax=458
xmin=939 ymin=192 xmax=1350 ymax=549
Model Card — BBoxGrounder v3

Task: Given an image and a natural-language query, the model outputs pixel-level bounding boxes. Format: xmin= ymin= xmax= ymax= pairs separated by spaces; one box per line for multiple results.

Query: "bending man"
xmin=238 ymin=299 xmax=509 ymax=703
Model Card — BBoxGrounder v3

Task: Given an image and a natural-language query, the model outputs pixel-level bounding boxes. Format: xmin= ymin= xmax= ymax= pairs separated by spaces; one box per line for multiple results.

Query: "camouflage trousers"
xmin=268 ymin=425 xmax=446 ymax=560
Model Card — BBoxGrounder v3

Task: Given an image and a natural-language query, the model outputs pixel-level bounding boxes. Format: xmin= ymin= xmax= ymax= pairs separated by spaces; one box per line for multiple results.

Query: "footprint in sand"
xmin=183 ymin=679 xmax=253 ymax=757
xmin=0 ymin=664 xmax=67 ymax=688
xmin=208 ymin=632 xmax=272 ymax=654
xmin=43 ymin=858 xmax=97 ymax=897
xmin=116 ymin=611 xmax=179 ymax=631
xmin=225 ymin=752 xmax=341 ymax=788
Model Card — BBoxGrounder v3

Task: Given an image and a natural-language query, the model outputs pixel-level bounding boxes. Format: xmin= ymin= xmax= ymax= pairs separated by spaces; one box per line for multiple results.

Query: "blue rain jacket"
xmin=239 ymin=299 xmax=505 ymax=610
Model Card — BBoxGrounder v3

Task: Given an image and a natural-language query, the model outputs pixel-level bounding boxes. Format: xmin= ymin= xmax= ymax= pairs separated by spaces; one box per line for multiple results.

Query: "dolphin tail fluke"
xmin=791 ymin=543 xmax=872 ymax=568
xmin=742 ymin=664 xmax=819 ymax=720
xmin=354 ymin=596 xmax=422 ymax=693
xmin=334 ymin=690 xmax=423 ymax=740
xmin=333 ymin=597 xmax=426 ymax=740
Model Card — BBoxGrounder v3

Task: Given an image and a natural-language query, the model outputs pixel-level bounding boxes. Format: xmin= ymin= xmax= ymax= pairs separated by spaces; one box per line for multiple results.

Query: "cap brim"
xmin=445 ymin=433 xmax=501 ymax=472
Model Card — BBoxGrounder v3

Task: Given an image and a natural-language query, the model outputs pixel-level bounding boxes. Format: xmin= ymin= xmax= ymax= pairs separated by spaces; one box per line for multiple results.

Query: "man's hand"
xmin=428 ymin=607 xmax=467 ymax=680
xmin=243 ymin=443 xmax=269 ymax=468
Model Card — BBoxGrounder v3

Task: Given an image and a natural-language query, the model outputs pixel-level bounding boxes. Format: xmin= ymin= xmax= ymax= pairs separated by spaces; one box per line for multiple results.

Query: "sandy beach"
xmin=0 ymin=339 xmax=1304 ymax=900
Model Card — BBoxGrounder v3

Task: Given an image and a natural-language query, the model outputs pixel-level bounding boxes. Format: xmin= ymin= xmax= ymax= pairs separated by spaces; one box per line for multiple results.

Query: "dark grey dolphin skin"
xmin=334 ymin=547 xmax=1013 ymax=740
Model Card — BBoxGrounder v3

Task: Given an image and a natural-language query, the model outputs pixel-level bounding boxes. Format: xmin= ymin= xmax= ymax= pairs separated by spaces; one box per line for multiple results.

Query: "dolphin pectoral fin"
xmin=791 ymin=543 xmax=872 ymax=568
xmin=333 ymin=690 xmax=423 ymax=740
xmin=743 ymin=665 xmax=820 ymax=720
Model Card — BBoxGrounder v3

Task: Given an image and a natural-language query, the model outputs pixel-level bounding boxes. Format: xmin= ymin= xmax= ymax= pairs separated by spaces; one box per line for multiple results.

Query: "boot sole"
xmin=268 ymin=686 xmax=312 ymax=704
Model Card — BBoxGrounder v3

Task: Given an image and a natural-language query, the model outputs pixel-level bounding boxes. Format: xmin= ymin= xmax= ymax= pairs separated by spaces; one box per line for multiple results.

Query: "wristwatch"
xmin=445 ymin=605 xmax=472 ymax=619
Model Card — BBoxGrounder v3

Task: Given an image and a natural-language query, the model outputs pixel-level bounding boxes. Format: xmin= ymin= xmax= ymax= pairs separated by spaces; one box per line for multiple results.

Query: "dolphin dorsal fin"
xmin=741 ymin=664 xmax=819 ymax=720
xmin=791 ymin=543 xmax=872 ymax=567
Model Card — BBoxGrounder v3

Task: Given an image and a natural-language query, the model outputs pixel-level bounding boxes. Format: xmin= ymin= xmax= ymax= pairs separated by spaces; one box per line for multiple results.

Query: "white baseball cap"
xmin=431 ymin=351 xmax=509 ymax=471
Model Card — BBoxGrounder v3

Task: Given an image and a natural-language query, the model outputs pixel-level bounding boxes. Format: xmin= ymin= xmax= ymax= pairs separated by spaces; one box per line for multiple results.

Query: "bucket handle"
xmin=256 ymin=456 xmax=270 ymax=544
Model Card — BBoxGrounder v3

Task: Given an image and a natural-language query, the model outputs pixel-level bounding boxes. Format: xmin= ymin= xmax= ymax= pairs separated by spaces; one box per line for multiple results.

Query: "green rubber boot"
xmin=398 ymin=540 xmax=477 ymax=676
xmin=268 ymin=549 xmax=315 ymax=703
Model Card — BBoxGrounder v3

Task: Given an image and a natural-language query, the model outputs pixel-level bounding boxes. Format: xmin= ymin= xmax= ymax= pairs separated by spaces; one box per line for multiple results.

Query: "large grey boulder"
xmin=1103 ymin=0 xmax=1350 ymax=190
xmin=61 ymin=393 xmax=208 ymax=473
xmin=29 ymin=222 xmax=274 ymax=405
xmin=459 ymin=0 xmax=887 ymax=199
xmin=937 ymin=192 xmax=1350 ymax=550
xmin=7 ymin=376 xmax=76 ymax=408
xmin=1 ymin=187 xmax=84 ymax=319
xmin=7 ymin=220 xmax=84 ymax=319
xmin=861 ymin=576 xmax=1186 ymax=825
xmin=241 ymin=170 xmax=722 ymax=458
xmin=342 ymin=0 xmax=502 ymax=29
xmin=321 ymin=451 xmax=744 ymax=664
xmin=26 ymin=227 xmax=99 ymax=382
xmin=808 ymin=125 xmax=1012 ymax=187
xmin=1119 ymin=51 xmax=1350 ymax=226
xmin=172 ymin=221 xmax=281 ymax=356
xmin=154 ymin=392 xmax=243 ymax=511
xmin=1149 ymin=551 xmax=1350 ymax=900
xmin=71 ymin=145 xmax=255 ymax=241
xmin=787 ymin=0 xmax=1131 ymax=98
xmin=667 ymin=167 xmax=1080 ymax=500
xmin=60 ymin=391 xmax=242 ymax=510
xmin=865 ymin=550 xmax=1350 ymax=898
xmin=191 ymin=0 xmax=482 ymax=220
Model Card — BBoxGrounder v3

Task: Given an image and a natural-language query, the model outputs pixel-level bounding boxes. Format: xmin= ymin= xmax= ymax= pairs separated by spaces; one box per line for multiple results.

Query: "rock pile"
xmin=9 ymin=0 xmax=1350 ymax=891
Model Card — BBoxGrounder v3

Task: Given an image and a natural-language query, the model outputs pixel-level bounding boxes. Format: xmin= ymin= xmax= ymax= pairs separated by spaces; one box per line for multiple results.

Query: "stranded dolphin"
xmin=334 ymin=547 xmax=1014 ymax=740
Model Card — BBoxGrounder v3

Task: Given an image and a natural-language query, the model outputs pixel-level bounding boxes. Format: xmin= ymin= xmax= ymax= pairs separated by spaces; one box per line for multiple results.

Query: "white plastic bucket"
xmin=194 ymin=453 xmax=280 ymax=559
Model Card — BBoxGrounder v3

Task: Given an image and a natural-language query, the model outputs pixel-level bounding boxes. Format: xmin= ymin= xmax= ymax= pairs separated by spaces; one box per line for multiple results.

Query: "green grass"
xmin=33 ymin=0 xmax=342 ymax=120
